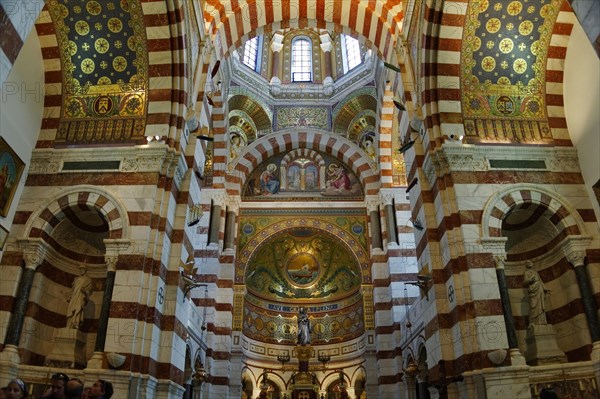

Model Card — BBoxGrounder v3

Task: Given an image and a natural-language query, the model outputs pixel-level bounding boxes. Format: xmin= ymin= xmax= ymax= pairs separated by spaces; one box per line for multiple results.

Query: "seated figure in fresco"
xmin=326 ymin=164 xmax=351 ymax=191
xmin=260 ymin=164 xmax=280 ymax=195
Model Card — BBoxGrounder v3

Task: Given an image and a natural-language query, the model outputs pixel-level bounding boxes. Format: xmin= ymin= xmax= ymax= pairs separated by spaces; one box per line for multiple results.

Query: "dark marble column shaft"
xmin=94 ymin=270 xmax=116 ymax=352
xmin=496 ymin=268 xmax=519 ymax=349
xmin=208 ymin=204 xmax=222 ymax=245
xmin=384 ymin=203 xmax=398 ymax=245
xmin=224 ymin=210 xmax=236 ymax=250
xmin=370 ymin=210 xmax=382 ymax=250
xmin=4 ymin=268 xmax=36 ymax=346
xmin=573 ymin=265 xmax=600 ymax=342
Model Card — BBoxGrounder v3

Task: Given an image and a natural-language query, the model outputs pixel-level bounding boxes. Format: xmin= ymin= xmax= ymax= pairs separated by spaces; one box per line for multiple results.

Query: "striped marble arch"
xmin=203 ymin=0 xmax=405 ymax=62
xmin=24 ymin=186 xmax=129 ymax=240
xmin=225 ymin=129 xmax=380 ymax=195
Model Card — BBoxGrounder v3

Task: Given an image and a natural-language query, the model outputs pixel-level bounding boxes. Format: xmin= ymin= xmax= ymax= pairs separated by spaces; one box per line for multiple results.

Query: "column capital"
xmin=226 ymin=196 xmax=241 ymax=213
xmin=380 ymin=193 xmax=394 ymax=207
xmin=271 ymin=33 xmax=284 ymax=52
xmin=365 ymin=196 xmax=380 ymax=213
xmin=563 ymin=236 xmax=592 ymax=267
xmin=480 ymin=237 xmax=508 ymax=263
xmin=104 ymin=239 xmax=130 ymax=272
xmin=17 ymin=238 xmax=49 ymax=270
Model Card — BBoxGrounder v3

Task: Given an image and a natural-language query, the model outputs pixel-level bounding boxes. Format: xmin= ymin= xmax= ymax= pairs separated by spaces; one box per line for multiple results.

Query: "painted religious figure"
xmin=297 ymin=307 xmax=311 ymax=345
xmin=66 ymin=266 xmax=93 ymax=329
xmin=524 ymin=261 xmax=550 ymax=326
xmin=260 ymin=163 xmax=280 ymax=195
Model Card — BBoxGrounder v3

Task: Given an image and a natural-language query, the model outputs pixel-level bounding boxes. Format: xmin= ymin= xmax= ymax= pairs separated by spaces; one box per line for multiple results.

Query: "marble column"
xmin=269 ymin=33 xmax=283 ymax=95
xmin=384 ymin=201 xmax=398 ymax=246
xmin=2 ymin=239 xmax=48 ymax=361
xmin=367 ymin=199 xmax=383 ymax=249
xmin=482 ymin=237 xmax=525 ymax=365
xmin=223 ymin=209 xmax=236 ymax=251
xmin=208 ymin=202 xmax=222 ymax=246
xmin=564 ymin=239 xmax=600 ymax=343
xmin=88 ymin=239 xmax=129 ymax=368
xmin=319 ymin=33 xmax=334 ymax=95
xmin=494 ymin=255 xmax=519 ymax=350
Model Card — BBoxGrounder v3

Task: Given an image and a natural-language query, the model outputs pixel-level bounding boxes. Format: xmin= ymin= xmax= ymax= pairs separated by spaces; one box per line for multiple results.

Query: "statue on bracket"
xmin=297 ymin=307 xmax=311 ymax=345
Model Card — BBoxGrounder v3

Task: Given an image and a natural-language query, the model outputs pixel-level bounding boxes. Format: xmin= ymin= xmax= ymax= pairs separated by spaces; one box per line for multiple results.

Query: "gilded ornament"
xmin=513 ymin=58 xmax=527 ymax=74
xmin=486 ymin=18 xmax=501 ymax=33
xmin=108 ymin=17 xmax=123 ymax=33
xmin=67 ymin=41 xmax=78 ymax=56
xmin=81 ymin=58 xmax=95 ymax=74
xmin=519 ymin=20 xmax=533 ymax=35
xmin=499 ymin=38 xmax=513 ymax=53
xmin=75 ymin=20 xmax=90 ymax=35
xmin=113 ymin=56 xmax=128 ymax=72
xmin=507 ymin=1 xmax=522 ymax=16
xmin=86 ymin=1 xmax=102 ymax=15
xmin=94 ymin=38 xmax=110 ymax=54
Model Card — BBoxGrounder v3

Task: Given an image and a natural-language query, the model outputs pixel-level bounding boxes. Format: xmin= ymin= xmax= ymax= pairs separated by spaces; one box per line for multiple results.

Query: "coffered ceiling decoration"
xmin=461 ymin=0 xmax=561 ymax=143
xmin=48 ymin=0 xmax=148 ymax=145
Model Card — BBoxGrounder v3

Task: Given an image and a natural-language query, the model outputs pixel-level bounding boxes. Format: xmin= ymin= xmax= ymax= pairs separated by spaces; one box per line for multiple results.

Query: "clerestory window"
xmin=291 ymin=37 xmax=312 ymax=82
xmin=242 ymin=36 xmax=262 ymax=72
xmin=341 ymin=34 xmax=362 ymax=73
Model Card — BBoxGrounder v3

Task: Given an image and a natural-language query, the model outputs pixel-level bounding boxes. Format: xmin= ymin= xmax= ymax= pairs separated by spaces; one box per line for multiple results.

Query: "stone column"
xmin=269 ymin=33 xmax=284 ymax=95
xmin=482 ymin=238 xmax=525 ymax=365
xmin=382 ymin=194 xmax=398 ymax=246
xmin=208 ymin=202 xmax=222 ymax=246
xmin=223 ymin=197 xmax=239 ymax=252
xmin=1 ymin=239 xmax=48 ymax=364
xmin=564 ymin=237 xmax=600 ymax=355
xmin=367 ymin=198 xmax=382 ymax=251
xmin=88 ymin=239 xmax=130 ymax=368
xmin=319 ymin=33 xmax=334 ymax=95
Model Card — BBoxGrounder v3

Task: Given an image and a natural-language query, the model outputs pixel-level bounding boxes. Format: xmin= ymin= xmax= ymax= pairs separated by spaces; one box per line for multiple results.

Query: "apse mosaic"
xmin=242 ymin=151 xmax=363 ymax=200
xmin=243 ymin=299 xmax=365 ymax=345
xmin=461 ymin=0 xmax=561 ymax=142
xmin=236 ymin=211 xmax=370 ymax=285
xmin=48 ymin=0 xmax=148 ymax=144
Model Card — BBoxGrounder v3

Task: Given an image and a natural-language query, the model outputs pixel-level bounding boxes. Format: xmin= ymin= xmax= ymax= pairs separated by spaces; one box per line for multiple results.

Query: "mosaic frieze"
xmin=243 ymin=298 xmax=365 ymax=345
xmin=461 ymin=0 xmax=561 ymax=142
xmin=242 ymin=151 xmax=363 ymax=200
xmin=48 ymin=0 xmax=148 ymax=144
xmin=275 ymin=106 xmax=330 ymax=131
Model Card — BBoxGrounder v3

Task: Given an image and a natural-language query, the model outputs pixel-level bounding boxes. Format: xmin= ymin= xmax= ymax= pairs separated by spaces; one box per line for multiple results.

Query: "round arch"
xmin=226 ymin=128 xmax=379 ymax=195
xmin=22 ymin=185 xmax=130 ymax=241
xmin=481 ymin=184 xmax=586 ymax=240
xmin=203 ymin=1 xmax=404 ymax=62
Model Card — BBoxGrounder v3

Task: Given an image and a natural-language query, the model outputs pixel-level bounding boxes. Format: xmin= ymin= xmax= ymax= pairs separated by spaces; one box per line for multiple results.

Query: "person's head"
xmin=89 ymin=380 xmax=113 ymax=399
xmin=6 ymin=379 xmax=27 ymax=399
xmin=65 ymin=379 xmax=84 ymax=399
xmin=540 ymin=388 xmax=559 ymax=399
xmin=48 ymin=373 xmax=69 ymax=399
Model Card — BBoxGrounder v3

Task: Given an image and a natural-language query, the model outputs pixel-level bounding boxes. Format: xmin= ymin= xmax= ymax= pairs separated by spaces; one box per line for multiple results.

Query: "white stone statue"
xmin=297 ymin=307 xmax=311 ymax=345
xmin=66 ymin=266 xmax=93 ymax=329
xmin=524 ymin=261 xmax=549 ymax=327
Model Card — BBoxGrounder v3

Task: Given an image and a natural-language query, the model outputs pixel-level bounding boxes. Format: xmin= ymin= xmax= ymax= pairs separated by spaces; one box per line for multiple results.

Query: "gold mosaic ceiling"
xmin=333 ymin=94 xmax=377 ymax=135
xmin=228 ymin=95 xmax=272 ymax=133
xmin=49 ymin=0 xmax=148 ymax=144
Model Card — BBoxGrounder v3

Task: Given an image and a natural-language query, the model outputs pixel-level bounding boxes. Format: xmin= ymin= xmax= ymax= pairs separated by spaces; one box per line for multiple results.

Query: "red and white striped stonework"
xmin=225 ymin=129 xmax=380 ymax=196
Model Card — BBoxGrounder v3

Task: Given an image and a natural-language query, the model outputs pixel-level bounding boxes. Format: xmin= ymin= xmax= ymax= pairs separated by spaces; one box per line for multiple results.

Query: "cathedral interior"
xmin=0 ymin=1 xmax=599 ymax=398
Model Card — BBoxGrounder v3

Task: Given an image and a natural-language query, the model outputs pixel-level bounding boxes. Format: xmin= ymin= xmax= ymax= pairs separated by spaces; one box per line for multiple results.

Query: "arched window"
xmin=291 ymin=37 xmax=312 ymax=82
xmin=241 ymin=36 xmax=262 ymax=72
xmin=341 ymin=34 xmax=362 ymax=73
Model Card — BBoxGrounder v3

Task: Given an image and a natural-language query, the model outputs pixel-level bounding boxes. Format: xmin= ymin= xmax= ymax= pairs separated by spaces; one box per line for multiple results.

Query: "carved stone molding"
xmin=563 ymin=236 xmax=592 ymax=268
xmin=364 ymin=196 xmax=380 ymax=213
xmin=31 ymin=145 xmax=173 ymax=175
xmin=438 ymin=143 xmax=581 ymax=173
xmin=17 ymin=238 xmax=49 ymax=270
xmin=104 ymin=239 xmax=131 ymax=272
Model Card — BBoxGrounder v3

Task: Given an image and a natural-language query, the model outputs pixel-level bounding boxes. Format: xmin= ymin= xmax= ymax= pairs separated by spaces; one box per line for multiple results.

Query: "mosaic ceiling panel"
xmin=461 ymin=0 xmax=561 ymax=142
xmin=236 ymin=211 xmax=370 ymax=286
xmin=49 ymin=0 xmax=148 ymax=144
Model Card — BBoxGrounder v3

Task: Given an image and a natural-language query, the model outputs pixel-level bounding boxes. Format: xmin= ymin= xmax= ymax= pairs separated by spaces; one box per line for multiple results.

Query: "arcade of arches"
xmin=0 ymin=1 xmax=599 ymax=398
